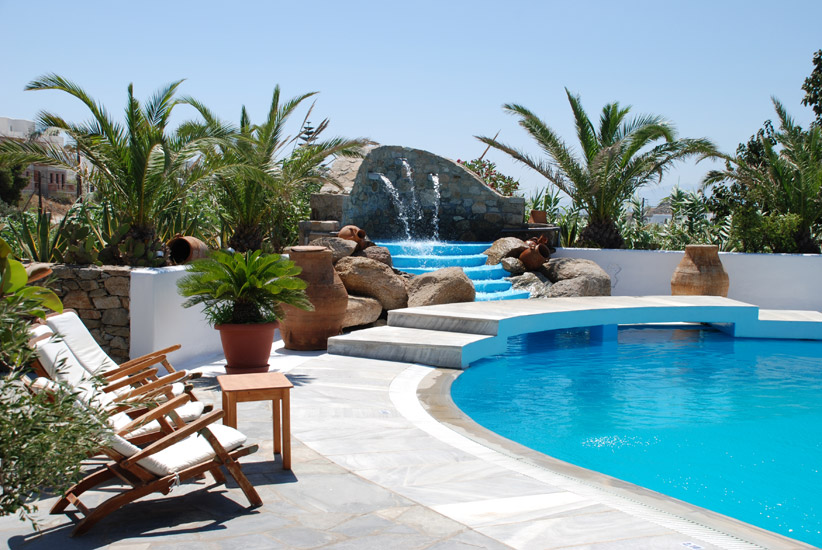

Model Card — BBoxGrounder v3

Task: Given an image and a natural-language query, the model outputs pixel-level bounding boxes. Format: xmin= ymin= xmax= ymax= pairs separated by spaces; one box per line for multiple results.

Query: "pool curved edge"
xmin=416 ymin=367 xmax=816 ymax=550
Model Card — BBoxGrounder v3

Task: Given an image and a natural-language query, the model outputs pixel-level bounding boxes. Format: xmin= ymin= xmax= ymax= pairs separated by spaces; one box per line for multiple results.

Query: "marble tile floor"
xmin=2 ymin=337 xmax=812 ymax=549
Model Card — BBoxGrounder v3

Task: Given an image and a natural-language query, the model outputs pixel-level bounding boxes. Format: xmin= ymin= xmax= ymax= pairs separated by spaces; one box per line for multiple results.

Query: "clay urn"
xmin=519 ymin=236 xmax=551 ymax=271
xmin=167 ymin=235 xmax=209 ymax=264
xmin=671 ymin=244 xmax=729 ymax=297
xmin=280 ymin=246 xmax=348 ymax=350
xmin=338 ymin=225 xmax=367 ymax=251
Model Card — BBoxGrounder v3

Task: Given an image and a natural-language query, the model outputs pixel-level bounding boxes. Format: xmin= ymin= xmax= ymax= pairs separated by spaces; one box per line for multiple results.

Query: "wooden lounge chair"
xmin=42 ymin=310 xmax=199 ymax=393
xmin=49 ymin=393 xmax=262 ymax=536
xmin=29 ymin=330 xmax=208 ymax=444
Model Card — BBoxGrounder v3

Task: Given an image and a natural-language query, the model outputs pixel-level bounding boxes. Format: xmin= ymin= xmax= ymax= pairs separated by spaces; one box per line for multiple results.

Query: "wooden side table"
xmin=217 ymin=372 xmax=294 ymax=470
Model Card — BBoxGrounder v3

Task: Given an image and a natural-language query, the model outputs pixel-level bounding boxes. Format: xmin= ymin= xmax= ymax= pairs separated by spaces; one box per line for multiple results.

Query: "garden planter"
xmin=280 ymin=246 xmax=348 ymax=350
xmin=528 ymin=210 xmax=548 ymax=224
xmin=216 ymin=322 xmax=278 ymax=374
xmin=671 ymin=244 xmax=729 ymax=297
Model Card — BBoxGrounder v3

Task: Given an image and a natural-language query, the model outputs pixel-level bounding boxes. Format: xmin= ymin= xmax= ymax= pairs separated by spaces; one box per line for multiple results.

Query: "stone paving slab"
xmin=0 ymin=351 xmax=510 ymax=550
xmin=3 ymin=329 xmax=815 ymax=549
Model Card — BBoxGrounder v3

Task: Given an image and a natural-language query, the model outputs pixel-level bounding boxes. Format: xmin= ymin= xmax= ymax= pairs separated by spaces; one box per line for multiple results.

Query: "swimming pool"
xmin=451 ymin=326 xmax=822 ymax=547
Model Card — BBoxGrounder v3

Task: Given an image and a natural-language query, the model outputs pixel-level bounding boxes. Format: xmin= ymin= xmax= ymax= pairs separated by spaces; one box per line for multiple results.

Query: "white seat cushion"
xmin=33 ymin=333 xmax=95 ymax=387
xmin=108 ymin=401 xmax=204 ymax=438
xmin=109 ymin=425 xmax=247 ymax=477
xmin=172 ymin=401 xmax=205 ymax=422
xmin=46 ymin=312 xmax=119 ymax=375
xmin=109 ymin=411 xmax=163 ymax=438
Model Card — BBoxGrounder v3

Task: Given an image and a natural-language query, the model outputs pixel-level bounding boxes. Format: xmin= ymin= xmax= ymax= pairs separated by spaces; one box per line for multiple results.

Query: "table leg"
xmin=282 ymin=389 xmax=291 ymax=470
xmin=222 ymin=392 xmax=237 ymax=428
xmin=272 ymin=396 xmax=281 ymax=456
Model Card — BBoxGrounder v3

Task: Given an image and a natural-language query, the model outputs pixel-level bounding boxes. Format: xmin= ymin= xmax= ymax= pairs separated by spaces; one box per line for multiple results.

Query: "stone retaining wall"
xmin=48 ymin=265 xmax=131 ymax=362
xmin=343 ymin=146 xmax=525 ymax=241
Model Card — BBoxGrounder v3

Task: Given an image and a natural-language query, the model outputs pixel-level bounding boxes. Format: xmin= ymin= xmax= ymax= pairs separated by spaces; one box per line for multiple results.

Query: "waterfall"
xmin=374 ymin=173 xmax=412 ymax=240
xmin=368 ymin=160 xmax=441 ymax=241
xmin=428 ymin=173 xmax=441 ymax=241
xmin=399 ymin=158 xmax=423 ymax=233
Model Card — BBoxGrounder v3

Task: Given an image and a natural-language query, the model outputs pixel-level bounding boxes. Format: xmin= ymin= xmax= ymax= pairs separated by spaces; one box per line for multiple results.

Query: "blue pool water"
xmin=451 ymin=327 xmax=822 ymax=546
xmin=377 ymin=240 xmax=531 ymax=301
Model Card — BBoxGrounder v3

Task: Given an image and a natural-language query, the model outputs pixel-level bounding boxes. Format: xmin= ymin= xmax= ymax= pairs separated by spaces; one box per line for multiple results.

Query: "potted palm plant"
xmin=177 ymin=250 xmax=313 ymax=373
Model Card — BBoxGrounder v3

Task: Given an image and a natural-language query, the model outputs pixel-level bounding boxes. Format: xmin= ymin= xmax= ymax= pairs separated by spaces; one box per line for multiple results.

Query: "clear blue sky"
xmin=1 ymin=0 xmax=820 ymax=205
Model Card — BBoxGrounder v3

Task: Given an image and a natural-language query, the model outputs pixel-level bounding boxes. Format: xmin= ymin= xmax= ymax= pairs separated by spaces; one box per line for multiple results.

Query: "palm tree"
xmin=478 ymin=89 xmax=718 ymax=248
xmin=0 ymin=74 xmax=219 ymax=265
xmin=184 ymin=87 xmax=369 ymax=252
xmin=703 ymin=98 xmax=822 ymax=253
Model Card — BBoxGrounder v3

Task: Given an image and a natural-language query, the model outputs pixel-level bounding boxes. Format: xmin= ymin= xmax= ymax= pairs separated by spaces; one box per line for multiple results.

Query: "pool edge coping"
xmin=415 ymin=366 xmax=817 ymax=550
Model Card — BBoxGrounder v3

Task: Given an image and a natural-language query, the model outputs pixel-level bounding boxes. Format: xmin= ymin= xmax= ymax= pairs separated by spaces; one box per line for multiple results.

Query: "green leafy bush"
xmin=177 ymin=250 xmax=313 ymax=326
xmin=457 ymin=158 xmax=520 ymax=196
xmin=1 ymin=237 xmax=107 ymax=525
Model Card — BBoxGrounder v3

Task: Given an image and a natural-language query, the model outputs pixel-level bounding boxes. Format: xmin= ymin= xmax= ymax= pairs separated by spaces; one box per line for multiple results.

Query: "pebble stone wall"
xmin=343 ymin=146 xmax=525 ymax=241
xmin=48 ymin=265 xmax=131 ymax=362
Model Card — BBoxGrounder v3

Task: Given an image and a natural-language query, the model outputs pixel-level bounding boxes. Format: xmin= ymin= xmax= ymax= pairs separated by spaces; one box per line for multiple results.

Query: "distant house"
xmin=646 ymin=201 xmax=672 ymax=225
xmin=0 ymin=116 xmax=80 ymax=200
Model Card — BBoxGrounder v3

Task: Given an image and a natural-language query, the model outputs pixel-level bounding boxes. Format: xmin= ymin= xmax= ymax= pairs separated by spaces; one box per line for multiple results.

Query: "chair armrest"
xmin=103 ymin=368 xmax=159 ymax=394
xmin=102 ymin=354 xmax=167 ymax=381
xmin=115 ymin=393 xmax=192 ymax=435
xmin=122 ymin=409 xmax=225 ymax=466
xmin=118 ymin=345 xmax=182 ymax=371
xmin=119 ymin=370 xmax=187 ymax=401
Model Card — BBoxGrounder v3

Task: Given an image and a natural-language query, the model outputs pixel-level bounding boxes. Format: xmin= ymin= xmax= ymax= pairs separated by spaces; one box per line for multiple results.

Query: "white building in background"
xmin=0 ymin=116 xmax=79 ymax=200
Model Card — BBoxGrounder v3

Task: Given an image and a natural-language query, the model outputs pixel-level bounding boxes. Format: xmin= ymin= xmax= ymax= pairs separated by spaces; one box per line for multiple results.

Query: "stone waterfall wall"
xmin=343 ymin=146 xmax=525 ymax=241
xmin=48 ymin=265 xmax=131 ymax=362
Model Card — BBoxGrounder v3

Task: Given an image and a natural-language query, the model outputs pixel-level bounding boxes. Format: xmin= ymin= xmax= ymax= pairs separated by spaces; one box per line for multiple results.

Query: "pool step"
xmin=327 ymin=326 xmax=498 ymax=369
xmin=392 ymin=253 xmax=488 ymax=269
xmin=378 ymin=241 xmax=528 ymax=301
xmin=401 ymin=264 xmax=509 ymax=281
xmin=477 ymin=288 xmax=531 ymax=301
xmin=380 ymin=242 xmax=492 ymax=256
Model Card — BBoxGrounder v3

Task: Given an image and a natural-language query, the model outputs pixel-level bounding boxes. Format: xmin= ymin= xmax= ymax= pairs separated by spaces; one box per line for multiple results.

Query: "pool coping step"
xmin=328 ymin=296 xmax=822 ymax=369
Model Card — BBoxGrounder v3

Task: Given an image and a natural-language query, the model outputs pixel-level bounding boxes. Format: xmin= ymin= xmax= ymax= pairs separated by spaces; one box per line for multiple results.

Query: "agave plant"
xmin=0 ymin=74 xmax=222 ymax=266
xmin=478 ymin=89 xmax=718 ymax=248
xmin=6 ymin=210 xmax=68 ymax=262
xmin=177 ymin=250 xmax=313 ymax=326
xmin=183 ymin=87 xmax=369 ymax=252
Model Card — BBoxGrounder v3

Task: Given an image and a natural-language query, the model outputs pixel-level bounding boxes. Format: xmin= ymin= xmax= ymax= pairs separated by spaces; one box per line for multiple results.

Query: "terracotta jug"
xmin=671 ymin=244 xmax=729 ymax=297
xmin=280 ymin=246 xmax=348 ymax=350
xmin=167 ymin=235 xmax=209 ymax=264
xmin=338 ymin=225 xmax=367 ymax=251
xmin=519 ymin=236 xmax=551 ymax=271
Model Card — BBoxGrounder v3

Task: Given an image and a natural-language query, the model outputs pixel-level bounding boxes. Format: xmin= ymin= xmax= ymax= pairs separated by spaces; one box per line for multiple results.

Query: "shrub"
xmin=458 ymin=158 xmax=520 ymax=196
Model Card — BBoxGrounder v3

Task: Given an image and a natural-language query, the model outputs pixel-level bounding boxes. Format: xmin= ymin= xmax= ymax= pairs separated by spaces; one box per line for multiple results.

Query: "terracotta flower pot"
xmin=528 ymin=210 xmax=548 ymax=224
xmin=671 ymin=244 xmax=729 ymax=297
xmin=167 ymin=235 xmax=209 ymax=264
xmin=280 ymin=246 xmax=348 ymax=350
xmin=216 ymin=322 xmax=278 ymax=374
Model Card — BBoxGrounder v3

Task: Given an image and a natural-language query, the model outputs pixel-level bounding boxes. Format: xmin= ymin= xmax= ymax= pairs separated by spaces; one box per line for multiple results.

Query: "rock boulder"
xmin=308 ymin=237 xmax=357 ymax=263
xmin=508 ymin=272 xmax=553 ymax=298
xmin=342 ymin=295 xmax=383 ymax=328
xmin=406 ymin=267 xmax=475 ymax=307
xmin=544 ymin=258 xmax=611 ymax=297
xmin=500 ymin=257 xmax=526 ymax=275
xmin=335 ymin=256 xmax=408 ymax=310
xmin=354 ymin=245 xmax=393 ymax=267
xmin=483 ymin=237 xmax=528 ymax=265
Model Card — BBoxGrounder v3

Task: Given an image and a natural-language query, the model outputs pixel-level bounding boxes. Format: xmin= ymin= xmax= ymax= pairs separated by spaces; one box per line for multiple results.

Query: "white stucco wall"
xmin=130 ymin=266 xmax=223 ymax=365
xmin=553 ymin=248 xmax=822 ymax=312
